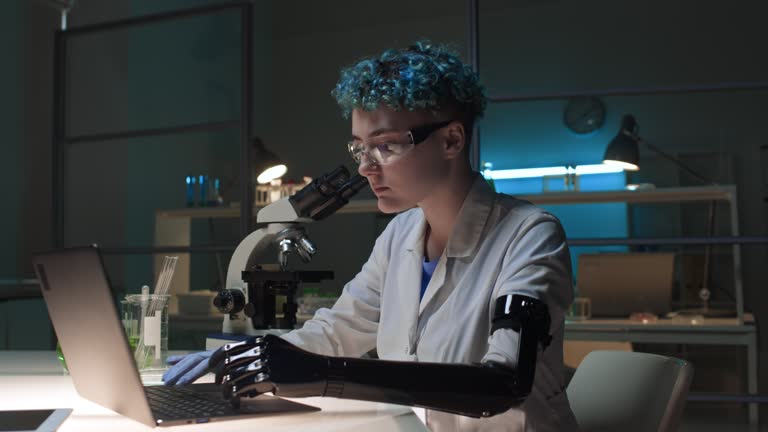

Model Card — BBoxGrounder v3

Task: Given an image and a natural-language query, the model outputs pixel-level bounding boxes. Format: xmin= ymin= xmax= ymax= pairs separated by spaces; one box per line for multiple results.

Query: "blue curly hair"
xmin=332 ymin=40 xmax=487 ymax=137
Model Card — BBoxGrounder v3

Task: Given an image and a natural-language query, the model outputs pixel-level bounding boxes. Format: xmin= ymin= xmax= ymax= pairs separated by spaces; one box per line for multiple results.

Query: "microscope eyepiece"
xmin=288 ymin=166 xmax=369 ymax=221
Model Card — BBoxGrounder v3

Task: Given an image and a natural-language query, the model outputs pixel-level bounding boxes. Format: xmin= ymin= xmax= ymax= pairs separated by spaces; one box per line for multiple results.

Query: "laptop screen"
xmin=34 ymin=246 xmax=158 ymax=426
xmin=33 ymin=246 xmax=321 ymax=427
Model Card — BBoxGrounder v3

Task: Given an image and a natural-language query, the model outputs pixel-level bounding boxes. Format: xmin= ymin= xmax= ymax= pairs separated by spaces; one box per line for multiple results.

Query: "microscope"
xmin=212 ymin=166 xmax=368 ymax=338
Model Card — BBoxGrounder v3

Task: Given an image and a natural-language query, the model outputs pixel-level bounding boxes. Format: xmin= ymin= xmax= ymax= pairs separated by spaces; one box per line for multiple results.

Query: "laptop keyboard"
xmin=145 ymin=385 xmax=234 ymax=420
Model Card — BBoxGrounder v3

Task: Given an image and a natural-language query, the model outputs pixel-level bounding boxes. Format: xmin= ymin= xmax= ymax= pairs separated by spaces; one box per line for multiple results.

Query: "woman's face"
xmin=351 ymin=107 xmax=451 ymax=213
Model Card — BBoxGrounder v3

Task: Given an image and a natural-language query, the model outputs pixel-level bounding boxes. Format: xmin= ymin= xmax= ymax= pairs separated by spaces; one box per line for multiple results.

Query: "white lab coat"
xmin=282 ymin=175 xmax=579 ymax=432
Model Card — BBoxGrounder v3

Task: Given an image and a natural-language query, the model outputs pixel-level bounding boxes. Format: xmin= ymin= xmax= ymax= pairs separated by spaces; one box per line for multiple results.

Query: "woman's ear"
xmin=442 ymin=121 xmax=466 ymax=160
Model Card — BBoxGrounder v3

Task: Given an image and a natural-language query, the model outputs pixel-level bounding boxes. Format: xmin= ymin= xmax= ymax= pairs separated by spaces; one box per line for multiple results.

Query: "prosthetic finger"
xmin=215 ymin=343 xmax=267 ymax=384
xmin=210 ymin=336 xmax=265 ymax=383
xmin=220 ymin=360 xmax=271 ymax=399
xmin=225 ymin=345 xmax=267 ymax=367
xmin=212 ymin=337 xmax=264 ymax=364
xmin=230 ymin=380 xmax=277 ymax=399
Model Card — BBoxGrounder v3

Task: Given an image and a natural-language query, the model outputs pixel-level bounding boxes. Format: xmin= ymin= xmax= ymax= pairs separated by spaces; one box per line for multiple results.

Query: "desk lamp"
xmin=251 ymin=137 xmax=287 ymax=184
xmin=603 ymin=114 xmax=731 ymax=317
xmin=604 ymin=115 xmax=712 ymax=184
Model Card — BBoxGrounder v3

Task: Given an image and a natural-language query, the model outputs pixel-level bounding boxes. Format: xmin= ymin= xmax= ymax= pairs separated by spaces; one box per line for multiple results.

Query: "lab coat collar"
xmin=404 ymin=173 xmax=495 ymax=259
xmin=404 ymin=213 xmax=428 ymax=254
xmin=446 ymin=174 xmax=495 ymax=258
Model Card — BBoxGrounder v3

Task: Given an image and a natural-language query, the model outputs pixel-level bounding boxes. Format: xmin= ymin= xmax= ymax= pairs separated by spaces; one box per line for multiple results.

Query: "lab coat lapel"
xmin=418 ymin=175 xmax=495 ymax=316
xmin=400 ymin=214 xmax=427 ymax=353
xmin=418 ymin=255 xmax=446 ymax=316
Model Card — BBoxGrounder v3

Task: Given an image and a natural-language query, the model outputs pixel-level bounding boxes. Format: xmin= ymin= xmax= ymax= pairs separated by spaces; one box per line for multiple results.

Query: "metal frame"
xmin=514 ymin=184 xmax=748 ymax=323
xmin=53 ymin=1 xmax=255 ymax=248
xmin=466 ymin=0 xmax=480 ymax=170
xmin=0 ymin=279 xmax=42 ymax=301
xmin=488 ymin=80 xmax=768 ymax=103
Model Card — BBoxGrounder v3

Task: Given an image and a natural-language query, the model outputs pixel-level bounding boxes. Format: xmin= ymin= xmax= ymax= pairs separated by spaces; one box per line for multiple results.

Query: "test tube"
xmin=207 ymin=176 xmax=219 ymax=206
xmin=214 ymin=177 xmax=223 ymax=206
xmin=185 ymin=175 xmax=196 ymax=207
xmin=198 ymin=175 xmax=207 ymax=206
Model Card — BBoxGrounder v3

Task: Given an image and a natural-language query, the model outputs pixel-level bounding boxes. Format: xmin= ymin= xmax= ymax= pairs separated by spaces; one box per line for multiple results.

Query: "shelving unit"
xmin=155 ymin=198 xmax=382 ymax=220
xmin=464 ymin=1 xmax=759 ymax=425
xmin=517 ymin=185 xmax=745 ymax=324
xmin=156 ymin=184 xmax=745 ymax=320
xmin=464 ymin=0 xmax=753 ymax=325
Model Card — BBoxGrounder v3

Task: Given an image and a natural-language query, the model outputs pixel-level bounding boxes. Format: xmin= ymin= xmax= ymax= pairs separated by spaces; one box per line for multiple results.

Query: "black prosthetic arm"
xmin=322 ymin=353 xmax=523 ymax=417
xmin=490 ymin=294 xmax=552 ymax=396
xmin=213 ymin=294 xmax=552 ymax=418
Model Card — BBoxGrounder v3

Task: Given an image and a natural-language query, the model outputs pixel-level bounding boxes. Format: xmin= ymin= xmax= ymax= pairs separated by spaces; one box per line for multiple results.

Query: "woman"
xmin=165 ymin=41 xmax=578 ymax=432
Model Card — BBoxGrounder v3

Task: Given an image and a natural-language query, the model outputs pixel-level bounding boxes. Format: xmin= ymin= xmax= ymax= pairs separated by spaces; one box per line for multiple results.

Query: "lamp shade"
xmin=251 ymin=137 xmax=287 ymax=184
xmin=603 ymin=114 xmax=640 ymax=171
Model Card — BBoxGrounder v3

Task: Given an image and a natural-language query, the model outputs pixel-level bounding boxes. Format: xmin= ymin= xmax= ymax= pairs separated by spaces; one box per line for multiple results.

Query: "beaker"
xmin=567 ymin=297 xmax=592 ymax=321
xmin=122 ymin=294 xmax=170 ymax=371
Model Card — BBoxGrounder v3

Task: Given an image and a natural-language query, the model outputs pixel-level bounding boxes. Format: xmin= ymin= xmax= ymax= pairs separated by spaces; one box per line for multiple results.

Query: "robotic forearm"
xmin=212 ymin=294 xmax=552 ymax=418
xmin=318 ymin=354 xmax=525 ymax=417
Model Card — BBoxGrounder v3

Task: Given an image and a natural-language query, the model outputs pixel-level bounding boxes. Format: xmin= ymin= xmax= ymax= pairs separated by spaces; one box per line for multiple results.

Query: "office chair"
xmin=566 ymin=350 xmax=693 ymax=432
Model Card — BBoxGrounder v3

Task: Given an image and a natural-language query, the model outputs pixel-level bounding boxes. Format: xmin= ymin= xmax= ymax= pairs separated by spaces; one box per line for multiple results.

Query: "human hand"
xmin=163 ymin=349 xmax=221 ymax=385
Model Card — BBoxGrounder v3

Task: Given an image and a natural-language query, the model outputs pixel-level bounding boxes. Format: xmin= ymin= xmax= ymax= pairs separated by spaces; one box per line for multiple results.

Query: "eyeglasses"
xmin=347 ymin=120 xmax=453 ymax=166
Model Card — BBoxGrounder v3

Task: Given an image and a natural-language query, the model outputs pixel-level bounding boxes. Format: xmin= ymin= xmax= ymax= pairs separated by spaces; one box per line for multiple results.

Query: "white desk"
xmin=0 ymin=351 xmax=428 ymax=432
xmin=565 ymin=314 xmax=758 ymax=427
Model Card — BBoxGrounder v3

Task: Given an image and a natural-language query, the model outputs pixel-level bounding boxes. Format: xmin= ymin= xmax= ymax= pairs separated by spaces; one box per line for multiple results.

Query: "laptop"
xmin=576 ymin=252 xmax=676 ymax=318
xmin=33 ymin=245 xmax=319 ymax=427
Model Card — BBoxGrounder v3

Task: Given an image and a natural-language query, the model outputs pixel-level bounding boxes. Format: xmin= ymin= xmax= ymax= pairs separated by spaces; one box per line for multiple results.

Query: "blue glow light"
xmin=487 ymin=164 xmax=624 ymax=180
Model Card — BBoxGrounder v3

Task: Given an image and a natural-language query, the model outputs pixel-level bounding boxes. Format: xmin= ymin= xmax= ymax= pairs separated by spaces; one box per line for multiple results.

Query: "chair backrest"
xmin=566 ymin=350 xmax=693 ymax=432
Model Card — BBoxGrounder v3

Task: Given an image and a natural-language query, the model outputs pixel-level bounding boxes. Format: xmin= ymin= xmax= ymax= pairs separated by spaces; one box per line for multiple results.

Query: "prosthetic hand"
xmin=213 ymin=294 xmax=552 ymax=418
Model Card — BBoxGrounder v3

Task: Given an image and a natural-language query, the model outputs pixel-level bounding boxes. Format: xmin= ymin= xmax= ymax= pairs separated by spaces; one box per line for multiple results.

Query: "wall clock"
xmin=563 ymin=96 xmax=606 ymax=134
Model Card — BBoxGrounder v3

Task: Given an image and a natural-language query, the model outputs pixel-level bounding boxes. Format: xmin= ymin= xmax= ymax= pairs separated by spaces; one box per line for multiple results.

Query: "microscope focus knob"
xmin=243 ymin=303 xmax=257 ymax=318
xmin=213 ymin=289 xmax=245 ymax=314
